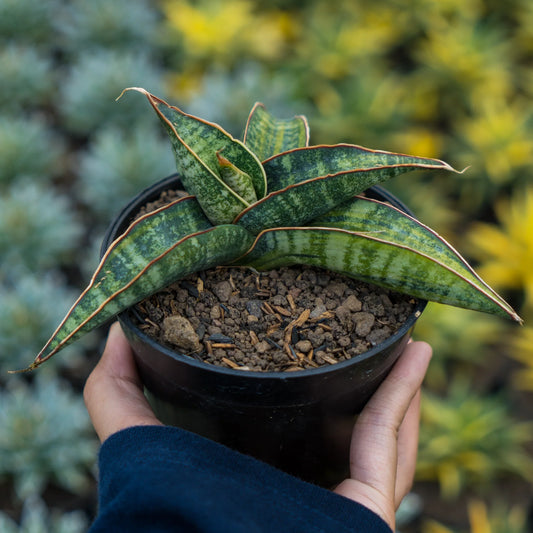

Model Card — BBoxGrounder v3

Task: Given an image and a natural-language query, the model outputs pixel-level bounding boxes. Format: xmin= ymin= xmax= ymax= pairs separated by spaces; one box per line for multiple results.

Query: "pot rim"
xmin=103 ymin=173 xmax=427 ymax=381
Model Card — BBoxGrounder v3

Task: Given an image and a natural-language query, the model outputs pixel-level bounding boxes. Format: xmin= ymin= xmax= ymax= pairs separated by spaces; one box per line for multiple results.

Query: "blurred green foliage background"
xmin=0 ymin=0 xmax=531 ymax=530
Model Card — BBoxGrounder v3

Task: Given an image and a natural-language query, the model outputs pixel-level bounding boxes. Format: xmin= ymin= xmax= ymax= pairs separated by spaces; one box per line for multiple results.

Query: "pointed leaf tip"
xmin=236 ymin=145 xmax=460 ymax=234
xmin=115 ymin=86 xmax=150 ymax=102
xmin=235 ymin=196 xmax=521 ymax=322
xmin=27 ymin=196 xmax=255 ymax=367
xmin=7 ymin=362 xmax=39 ymax=374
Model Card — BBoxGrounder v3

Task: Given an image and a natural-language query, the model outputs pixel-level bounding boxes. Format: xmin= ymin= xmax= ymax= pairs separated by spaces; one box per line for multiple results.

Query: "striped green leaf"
xmin=121 ymin=88 xmax=267 ymax=224
xmin=216 ymin=150 xmax=257 ymax=204
xmin=29 ymin=197 xmax=255 ymax=369
xmin=243 ymin=102 xmax=310 ymax=161
xmin=235 ymin=145 xmax=459 ymax=234
xmin=234 ymin=196 xmax=520 ymax=321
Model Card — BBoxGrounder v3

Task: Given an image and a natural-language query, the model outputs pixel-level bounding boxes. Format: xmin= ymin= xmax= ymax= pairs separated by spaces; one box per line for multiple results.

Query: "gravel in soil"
xmin=130 ymin=265 xmax=419 ymax=372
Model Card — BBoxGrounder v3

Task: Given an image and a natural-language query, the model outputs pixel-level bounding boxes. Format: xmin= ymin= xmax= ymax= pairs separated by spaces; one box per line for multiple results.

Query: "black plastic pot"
xmin=101 ymin=174 xmax=427 ymax=487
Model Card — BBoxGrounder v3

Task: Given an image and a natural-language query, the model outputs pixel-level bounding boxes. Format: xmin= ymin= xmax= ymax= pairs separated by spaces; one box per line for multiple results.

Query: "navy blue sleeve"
xmin=89 ymin=425 xmax=392 ymax=533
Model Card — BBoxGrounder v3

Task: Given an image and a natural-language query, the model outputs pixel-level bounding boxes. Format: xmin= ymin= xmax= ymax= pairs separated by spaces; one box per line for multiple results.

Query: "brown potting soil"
xmin=131 ymin=265 xmax=419 ymax=372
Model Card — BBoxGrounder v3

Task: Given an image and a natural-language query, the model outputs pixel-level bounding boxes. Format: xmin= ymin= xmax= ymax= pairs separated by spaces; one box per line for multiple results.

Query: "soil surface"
xmin=130 ymin=188 xmax=419 ymax=371
xmin=131 ymin=264 xmax=419 ymax=372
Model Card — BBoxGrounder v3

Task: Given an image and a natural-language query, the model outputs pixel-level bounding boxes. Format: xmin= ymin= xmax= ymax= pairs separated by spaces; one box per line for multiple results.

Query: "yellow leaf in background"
xmin=417 ymin=382 xmax=533 ymax=499
xmin=165 ymin=68 xmax=204 ymax=101
xmin=163 ymin=0 xmax=251 ymax=54
xmin=422 ymin=521 xmax=454 ymax=533
xmin=468 ymin=500 xmax=491 ymax=533
xmin=511 ymin=325 xmax=533 ymax=391
xmin=457 ymin=99 xmax=533 ymax=184
xmin=467 ymin=187 xmax=533 ymax=306
xmin=413 ymin=303 xmax=507 ymax=391
xmin=415 ymin=20 xmax=512 ymax=96
xmin=392 ymin=128 xmax=443 ymax=159
xmin=424 ymin=499 xmax=529 ymax=533
xmin=162 ymin=0 xmax=290 ymax=63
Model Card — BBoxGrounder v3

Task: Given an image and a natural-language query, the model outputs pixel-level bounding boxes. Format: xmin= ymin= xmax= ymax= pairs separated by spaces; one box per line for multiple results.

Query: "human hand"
xmin=85 ymin=322 xmax=430 ymax=530
xmin=334 ymin=340 xmax=432 ymax=530
xmin=84 ymin=322 xmax=162 ymax=443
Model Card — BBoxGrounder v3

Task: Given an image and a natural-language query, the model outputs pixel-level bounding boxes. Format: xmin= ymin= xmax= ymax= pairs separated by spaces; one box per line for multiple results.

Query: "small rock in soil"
xmin=343 ymin=294 xmax=362 ymax=312
xmin=162 ymin=315 xmax=202 ymax=352
xmin=213 ymin=281 xmax=232 ymax=302
xmin=245 ymin=300 xmax=263 ymax=318
xmin=354 ymin=312 xmax=375 ymax=337
xmin=295 ymin=340 xmax=312 ymax=353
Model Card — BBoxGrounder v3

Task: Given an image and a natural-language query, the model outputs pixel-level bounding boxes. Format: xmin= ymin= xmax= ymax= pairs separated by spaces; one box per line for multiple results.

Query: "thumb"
xmin=84 ymin=322 xmax=162 ymax=442
xmin=334 ymin=341 xmax=432 ymax=528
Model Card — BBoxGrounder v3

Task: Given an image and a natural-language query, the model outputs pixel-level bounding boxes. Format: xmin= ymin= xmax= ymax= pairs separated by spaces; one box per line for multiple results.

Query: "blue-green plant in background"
xmin=0 ymin=375 xmax=97 ymax=501
xmin=0 ymin=0 xmax=61 ymax=47
xmin=0 ymin=274 xmax=84 ymax=373
xmin=184 ymin=63 xmax=308 ymax=138
xmin=0 ymin=46 xmax=54 ymax=111
xmin=0 ymin=117 xmax=63 ymax=185
xmin=59 ymin=50 xmax=166 ymax=135
xmin=57 ymin=0 xmax=159 ymax=54
xmin=0 ymin=495 xmax=87 ymax=533
xmin=77 ymin=125 xmax=174 ymax=220
xmin=0 ymin=181 xmax=83 ymax=273
xmin=0 ymin=1 xmax=169 ymax=521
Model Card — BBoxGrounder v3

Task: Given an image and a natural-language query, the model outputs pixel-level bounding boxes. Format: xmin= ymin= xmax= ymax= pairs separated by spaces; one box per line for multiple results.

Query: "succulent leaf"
xmin=216 ymin=150 xmax=257 ymax=204
xmin=29 ymin=197 xmax=255 ymax=368
xmin=234 ymin=196 xmax=521 ymax=321
xmin=243 ymin=102 xmax=310 ymax=161
xmin=235 ymin=145 xmax=459 ymax=234
xmin=120 ymin=88 xmax=267 ymax=224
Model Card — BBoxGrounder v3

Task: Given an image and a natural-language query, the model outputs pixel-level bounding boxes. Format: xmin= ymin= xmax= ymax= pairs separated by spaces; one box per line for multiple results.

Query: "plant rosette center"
xmin=129 ymin=187 xmax=419 ymax=372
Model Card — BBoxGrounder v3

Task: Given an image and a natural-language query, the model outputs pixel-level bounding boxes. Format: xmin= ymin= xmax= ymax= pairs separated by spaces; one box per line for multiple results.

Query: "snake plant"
xmin=20 ymin=87 xmax=521 ymax=371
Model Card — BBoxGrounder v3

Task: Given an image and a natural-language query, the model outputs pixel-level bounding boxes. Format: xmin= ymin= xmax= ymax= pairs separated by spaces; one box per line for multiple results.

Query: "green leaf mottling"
xmin=234 ymin=197 xmax=518 ymax=320
xmin=34 ymin=198 xmax=255 ymax=365
xmin=216 ymin=151 xmax=257 ymax=205
xmin=124 ymin=88 xmax=267 ymax=224
xmin=243 ymin=103 xmax=310 ymax=161
xmin=236 ymin=145 xmax=458 ymax=234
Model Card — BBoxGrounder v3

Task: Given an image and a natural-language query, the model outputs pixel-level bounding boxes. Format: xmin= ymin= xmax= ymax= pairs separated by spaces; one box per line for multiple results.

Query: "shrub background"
xmin=0 ymin=0 xmax=531 ymax=530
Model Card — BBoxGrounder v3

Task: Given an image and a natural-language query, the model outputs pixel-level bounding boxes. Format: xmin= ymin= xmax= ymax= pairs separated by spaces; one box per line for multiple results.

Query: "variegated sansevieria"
xmin=17 ymin=88 xmax=521 ymax=371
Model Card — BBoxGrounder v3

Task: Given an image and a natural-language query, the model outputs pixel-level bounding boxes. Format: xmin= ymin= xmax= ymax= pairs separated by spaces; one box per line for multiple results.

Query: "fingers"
xmin=395 ymin=388 xmax=421 ymax=505
xmin=84 ymin=322 xmax=162 ymax=443
xmin=334 ymin=340 xmax=432 ymax=529
xmin=353 ymin=340 xmax=431 ymax=488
